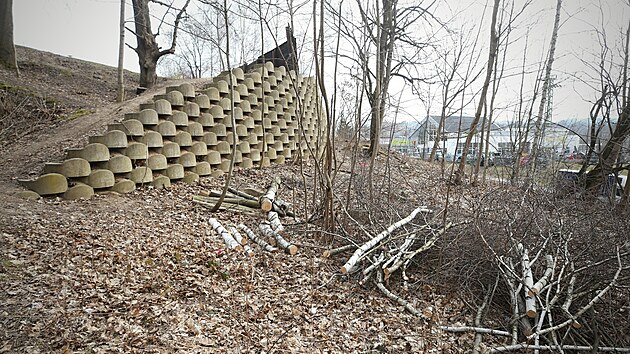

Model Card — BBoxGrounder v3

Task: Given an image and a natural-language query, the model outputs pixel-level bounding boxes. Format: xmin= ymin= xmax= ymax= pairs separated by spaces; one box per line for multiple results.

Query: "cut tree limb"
xmin=529 ymin=255 xmax=554 ymax=296
xmin=341 ymin=206 xmax=432 ymax=274
xmin=440 ymin=326 xmax=511 ymax=337
xmin=268 ymin=211 xmax=285 ymax=233
xmin=208 ymin=218 xmax=241 ymax=250
xmin=260 ymin=222 xmax=297 ymax=255
xmin=237 ymin=223 xmax=277 ymax=252
xmin=261 ymin=177 xmax=281 ymax=212
xmin=519 ymin=243 xmax=537 ymax=318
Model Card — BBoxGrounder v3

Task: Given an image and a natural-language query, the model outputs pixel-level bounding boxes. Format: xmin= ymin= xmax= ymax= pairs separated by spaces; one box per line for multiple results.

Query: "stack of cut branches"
xmin=325 ymin=207 xmax=458 ymax=315
xmin=193 ymin=177 xmax=294 ymax=217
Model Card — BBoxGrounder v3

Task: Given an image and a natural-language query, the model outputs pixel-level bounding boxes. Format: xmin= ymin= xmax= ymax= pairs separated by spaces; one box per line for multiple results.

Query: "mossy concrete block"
xmin=107 ymin=155 xmax=133 ymax=174
xmin=137 ymin=109 xmax=159 ymax=125
xmin=234 ymin=150 xmax=243 ymax=164
xmin=174 ymin=131 xmax=192 ymax=147
xmin=198 ymin=113 xmax=214 ymax=127
xmin=157 ymin=121 xmax=176 ymax=137
xmin=183 ymin=171 xmax=199 ymax=184
xmin=219 ymin=159 xmax=231 ymax=172
xmin=161 ymin=142 xmax=181 ymax=158
xmin=204 ymin=87 xmax=220 ymax=102
xmin=110 ymin=119 xmax=144 ymax=137
xmin=165 ymin=164 xmax=184 ymax=180
xmin=193 ymin=161 xmax=211 ymax=176
xmin=206 ymin=151 xmax=221 ymax=165
xmin=124 ymin=142 xmax=149 ymax=160
xmin=240 ymin=100 xmax=252 ymax=114
xmin=168 ymin=110 xmax=188 ymax=127
xmin=220 ymin=97 xmax=232 ymax=111
xmin=264 ymin=132 xmax=275 ymax=144
xmin=139 ymin=131 xmax=163 ymax=148
xmin=211 ymin=124 xmax=227 ymax=137
xmin=147 ymin=153 xmax=167 ymax=170
xmin=139 ymin=102 xmax=155 ymax=110
xmin=253 ymin=125 xmax=264 ymax=137
xmin=154 ymin=99 xmax=172 ymax=116
xmin=260 ymin=156 xmax=271 ymax=167
xmin=43 ymin=162 xmax=63 ymax=175
xmin=184 ymin=102 xmax=200 ymax=117
xmin=185 ymin=121 xmax=204 ymax=137
xmin=130 ymin=167 xmax=153 ymax=184
xmin=195 ymin=94 xmax=210 ymax=110
xmin=267 ymin=148 xmax=277 ymax=160
xmin=236 ymin=83 xmax=248 ymax=97
xmin=216 ymin=141 xmax=231 ymax=154
xmin=178 ymin=151 xmax=196 ymax=168
xmin=63 ymin=183 xmax=94 ymax=200
xmin=151 ymin=175 xmax=171 ymax=189
xmin=210 ymin=169 xmax=224 ymax=178
xmin=56 ymin=158 xmax=90 ymax=178
xmin=190 ymin=141 xmax=208 ymax=157
xmin=240 ymin=157 xmax=253 ymax=169
xmin=243 ymin=77 xmax=255 ymax=91
xmin=237 ymin=141 xmax=251 ymax=154
xmin=282 ymin=148 xmax=292 ymax=159
xmin=243 ymin=117 xmax=255 ymax=129
xmin=235 ymin=124 xmax=248 ymax=137
xmin=246 ymin=133 xmax=258 ymax=145
xmin=213 ymin=80 xmax=229 ymax=95
xmin=88 ymin=169 xmax=115 ymax=189
xmin=275 ymin=154 xmax=285 ymax=164
xmin=250 ymin=148 xmax=261 ymax=162
xmin=167 ymin=90 xmax=185 ymax=107
xmin=178 ymin=83 xmax=196 ymax=99
xmin=279 ymin=133 xmax=289 ymax=144
xmin=67 ymin=143 xmax=110 ymax=162
xmin=203 ymin=132 xmax=218 ymax=146
xmin=89 ymin=130 xmax=128 ymax=149
xmin=17 ymin=190 xmax=40 ymax=200
xmin=209 ymin=105 xmax=224 ymax=119
xmin=111 ymin=179 xmax=136 ymax=194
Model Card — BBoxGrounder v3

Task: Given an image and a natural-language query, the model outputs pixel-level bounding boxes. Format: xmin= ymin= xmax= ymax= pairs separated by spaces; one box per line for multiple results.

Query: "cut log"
xmin=529 ymin=255 xmax=554 ymax=296
xmin=261 ymin=176 xmax=281 ymax=212
xmin=341 ymin=206 xmax=432 ymax=274
xmin=260 ymin=222 xmax=297 ymax=255
xmin=227 ymin=187 xmax=258 ymax=201
xmin=519 ymin=244 xmax=537 ymax=318
xmin=208 ymin=218 xmax=241 ymax=250
xmin=237 ymin=223 xmax=277 ymax=252
xmin=267 ymin=211 xmax=285 ymax=233
xmin=228 ymin=226 xmax=254 ymax=256
xmin=322 ymin=244 xmax=356 ymax=258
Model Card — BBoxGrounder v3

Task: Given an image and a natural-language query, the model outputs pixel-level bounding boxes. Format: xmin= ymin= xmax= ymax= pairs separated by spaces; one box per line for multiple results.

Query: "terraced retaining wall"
xmin=18 ymin=63 xmax=325 ymax=200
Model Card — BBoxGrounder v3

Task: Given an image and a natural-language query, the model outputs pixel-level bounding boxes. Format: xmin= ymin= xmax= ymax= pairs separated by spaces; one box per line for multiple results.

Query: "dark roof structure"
xmin=241 ymin=26 xmax=299 ymax=74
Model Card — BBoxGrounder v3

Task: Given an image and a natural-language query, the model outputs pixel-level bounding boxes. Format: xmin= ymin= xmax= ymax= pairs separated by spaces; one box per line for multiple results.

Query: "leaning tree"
xmin=0 ymin=0 xmax=18 ymax=74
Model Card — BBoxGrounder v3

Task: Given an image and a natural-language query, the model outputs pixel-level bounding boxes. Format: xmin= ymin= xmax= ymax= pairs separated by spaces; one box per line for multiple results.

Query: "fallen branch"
xmin=260 ymin=223 xmax=297 ymax=255
xmin=237 ymin=223 xmax=277 ymax=252
xmin=490 ymin=344 xmax=630 ymax=353
xmin=440 ymin=326 xmax=511 ymax=337
xmin=519 ymin=243 xmax=537 ymax=318
xmin=341 ymin=206 xmax=431 ymax=274
xmin=375 ymin=271 xmax=423 ymax=317
xmin=209 ymin=218 xmax=241 ymax=250
xmin=322 ymin=244 xmax=356 ymax=258
xmin=268 ymin=211 xmax=285 ymax=233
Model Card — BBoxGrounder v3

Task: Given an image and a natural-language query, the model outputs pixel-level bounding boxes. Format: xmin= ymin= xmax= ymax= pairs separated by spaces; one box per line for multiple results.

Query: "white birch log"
xmin=260 ymin=223 xmax=297 ymax=255
xmin=261 ymin=176 xmax=281 ymax=212
xmin=237 ymin=223 xmax=277 ymax=252
xmin=228 ymin=226 xmax=253 ymax=256
xmin=209 ymin=218 xmax=241 ymax=250
xmin=381 ymin=235 xmax=415 ymax=270
xmin=341 ymin=206 xmax=431 ymax=274
xmin=440 ymin=326 xmax=511 ymax=337
xmin=322 ymin=244 xmax=355 ymax=258
xmin=267 ymin=211 xmax=285 ymax=233
xmin=518 ymin=244 xmax=537 ymax=318
xmin=490 ymin=344 xmax=630 ymax=353
xmin=529 ymin=255 xmax=554 ymax=296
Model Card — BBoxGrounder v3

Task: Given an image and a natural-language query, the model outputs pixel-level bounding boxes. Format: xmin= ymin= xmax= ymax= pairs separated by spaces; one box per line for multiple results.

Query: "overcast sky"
xmin=13 ymin=0 xmax=630 ymax=121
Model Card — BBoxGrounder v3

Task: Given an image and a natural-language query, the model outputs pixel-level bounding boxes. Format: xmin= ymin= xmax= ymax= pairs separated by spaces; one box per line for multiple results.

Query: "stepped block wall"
xmin=18 ymin=62 xmax=326 ymax=200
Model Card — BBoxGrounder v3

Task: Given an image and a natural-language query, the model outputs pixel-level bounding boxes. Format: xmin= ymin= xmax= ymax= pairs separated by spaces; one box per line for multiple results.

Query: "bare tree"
xmin=454 ymin=0 xmax=501 ymax=185
xmin=117 ymin=0 xmax=126 ymax=102
xmin=129 ymin=0 xmax=191 ymax=88
xmin=0 ymin=0 xmax=18 ymax=75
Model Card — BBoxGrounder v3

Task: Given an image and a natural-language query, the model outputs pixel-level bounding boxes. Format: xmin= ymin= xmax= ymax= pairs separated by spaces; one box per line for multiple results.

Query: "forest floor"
xmin=1 ymin=47 xmax=628 ymax=353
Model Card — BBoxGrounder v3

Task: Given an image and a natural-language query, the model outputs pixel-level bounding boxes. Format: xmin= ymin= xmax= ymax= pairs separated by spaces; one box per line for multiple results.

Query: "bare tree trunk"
xmin=117 ymin=0 xmax=126 ymax=102
xmin=454 ymin=0 xmax=501 ymax=185
xmin=0 ymin=0 xmax=19 ymax=75
xmin=526 ymin=0 xmax=562 ymax=183
xmin=130 ymin=0 xmax=190 ymax=88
